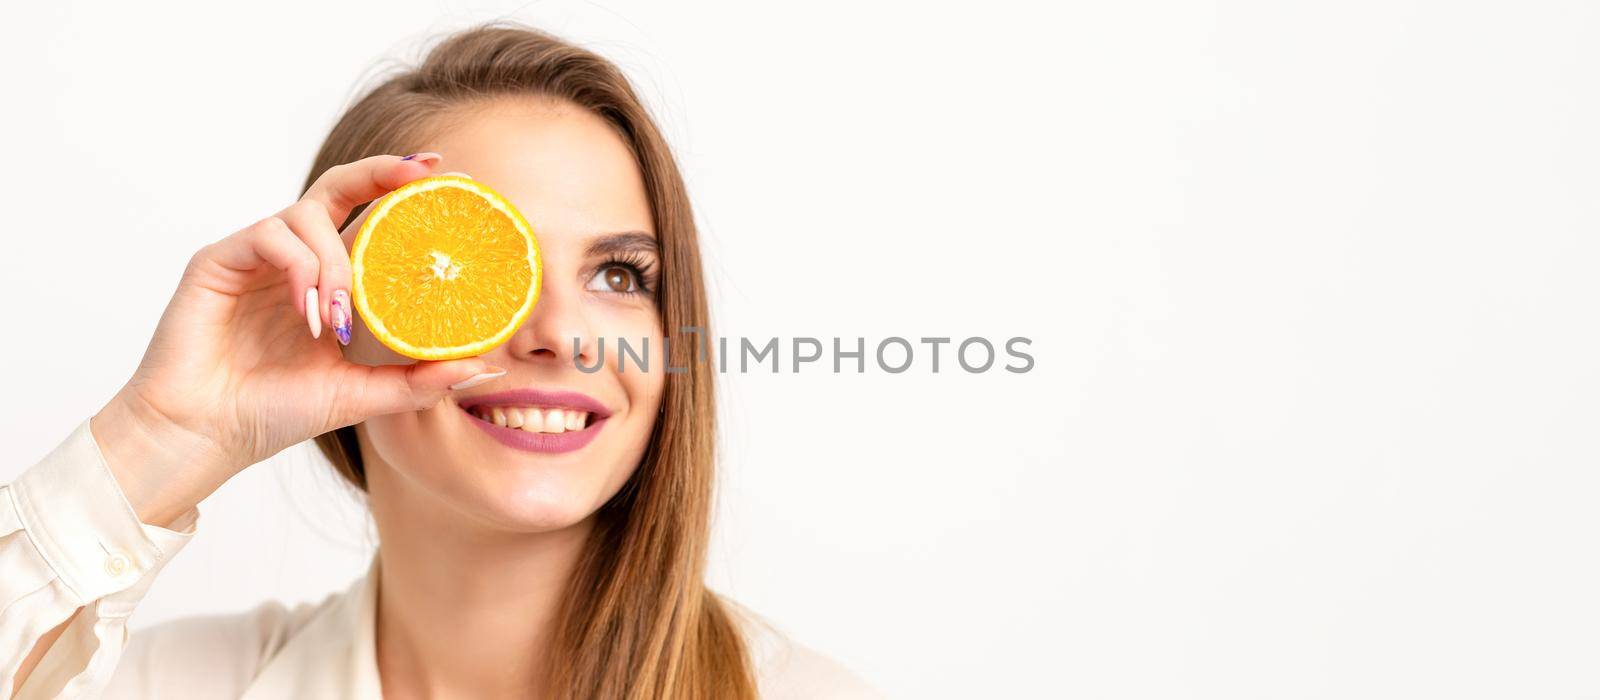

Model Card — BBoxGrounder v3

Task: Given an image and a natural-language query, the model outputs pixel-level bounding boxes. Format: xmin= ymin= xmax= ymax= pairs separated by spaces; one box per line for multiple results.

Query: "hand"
xmin=91 ymin=154 xmax=502 ymax=527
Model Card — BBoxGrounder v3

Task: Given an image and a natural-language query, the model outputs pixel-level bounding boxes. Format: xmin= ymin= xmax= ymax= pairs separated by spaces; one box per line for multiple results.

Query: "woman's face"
xmin=341 ymin=97 xmax=664 ymax=533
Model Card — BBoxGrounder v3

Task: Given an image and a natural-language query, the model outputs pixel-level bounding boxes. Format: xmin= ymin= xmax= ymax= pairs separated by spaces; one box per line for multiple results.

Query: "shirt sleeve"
xmin=0 ymin=416 xmax=199 ymax=700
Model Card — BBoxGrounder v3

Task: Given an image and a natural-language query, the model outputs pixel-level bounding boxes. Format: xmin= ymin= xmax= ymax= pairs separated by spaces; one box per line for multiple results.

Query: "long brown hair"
xmin=302 ymin=22 xmax=753 ymax=699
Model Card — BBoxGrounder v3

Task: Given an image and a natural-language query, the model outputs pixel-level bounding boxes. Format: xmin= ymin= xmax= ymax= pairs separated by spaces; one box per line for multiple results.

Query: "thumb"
xmin=342 ymin=359 xmax=507 ymax=418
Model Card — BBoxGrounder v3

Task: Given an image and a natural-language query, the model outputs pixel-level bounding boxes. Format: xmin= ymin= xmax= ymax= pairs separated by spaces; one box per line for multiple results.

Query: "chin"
xmin=361 ymin=408 xmax=644 ymax=535
xmin=466 ymin=469 xmax=608 ymax=532
xmin=385 ymin=449 xmax=613 ymax=534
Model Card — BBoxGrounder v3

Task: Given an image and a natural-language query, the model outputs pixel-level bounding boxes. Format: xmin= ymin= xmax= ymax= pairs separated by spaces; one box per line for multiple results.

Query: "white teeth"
xmin=472 ymin=406 xmax=592 ymax=434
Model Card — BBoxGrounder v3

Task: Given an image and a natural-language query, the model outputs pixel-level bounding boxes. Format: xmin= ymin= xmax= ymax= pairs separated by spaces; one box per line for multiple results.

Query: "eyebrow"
xmin=584 ymin=231 xmax=659 ymax=259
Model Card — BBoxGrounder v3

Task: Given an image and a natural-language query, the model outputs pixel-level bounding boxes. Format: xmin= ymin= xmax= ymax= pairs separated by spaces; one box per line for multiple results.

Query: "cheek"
xmin=591 ymin=303 xmax=666 ymax=409
xmin=356 ymin=412 xmax=420 ymax=475
xmin=587 ymin=305 xmax=665 ymax=487
xmin=618 ymin=352 xmax=665 ymax=418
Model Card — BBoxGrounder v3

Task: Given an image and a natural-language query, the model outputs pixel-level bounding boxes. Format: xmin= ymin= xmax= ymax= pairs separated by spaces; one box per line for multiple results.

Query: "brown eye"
xmin=587 ymin=264 xmax=638 ymax=293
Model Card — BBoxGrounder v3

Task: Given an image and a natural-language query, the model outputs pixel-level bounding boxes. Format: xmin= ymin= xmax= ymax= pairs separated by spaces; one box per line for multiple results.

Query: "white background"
xmin=2 ymin=1 xmax=1597 ymax=698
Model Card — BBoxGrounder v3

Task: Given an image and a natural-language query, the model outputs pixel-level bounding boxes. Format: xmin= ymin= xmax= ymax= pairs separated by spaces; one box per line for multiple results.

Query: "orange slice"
xmin=350 ymin=175 xmax=541 ymax=360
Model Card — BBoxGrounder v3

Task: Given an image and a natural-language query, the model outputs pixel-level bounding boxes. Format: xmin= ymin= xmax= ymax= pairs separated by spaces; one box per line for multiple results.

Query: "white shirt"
xmin=2 ymin=418 xmax=881 ymax=699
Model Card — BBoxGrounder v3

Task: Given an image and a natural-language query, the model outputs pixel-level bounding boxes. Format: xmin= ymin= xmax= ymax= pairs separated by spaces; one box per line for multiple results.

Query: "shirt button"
xmin=104 ymin=553 xmax=129 ymax=577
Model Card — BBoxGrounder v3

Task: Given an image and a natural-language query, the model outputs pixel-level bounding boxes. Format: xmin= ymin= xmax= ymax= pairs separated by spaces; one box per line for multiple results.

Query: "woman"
xmin=1 ymin=22 xmax=878 ymax=699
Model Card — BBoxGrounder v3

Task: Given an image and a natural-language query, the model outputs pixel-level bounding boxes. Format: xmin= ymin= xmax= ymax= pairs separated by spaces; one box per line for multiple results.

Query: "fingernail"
xmin=400 ymin=152 xmax=442 ymax=166
xmin=450 ymin=367 xmax=507 ymax=391
xmin=331 ymin=289 xmax=353 ymax=346
xmin=304 ymin=287 xmax=321 ymax=339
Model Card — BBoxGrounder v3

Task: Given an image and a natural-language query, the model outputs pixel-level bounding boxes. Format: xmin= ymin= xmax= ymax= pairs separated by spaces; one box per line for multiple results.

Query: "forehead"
xmin=424 ymin=98 xmax=655 ymax=243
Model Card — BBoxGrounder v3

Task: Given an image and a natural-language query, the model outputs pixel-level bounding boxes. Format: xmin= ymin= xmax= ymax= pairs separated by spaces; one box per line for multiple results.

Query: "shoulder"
xmin=721 ymin=597 xmax=885 ymax=700
xmin=103 ymin=594 xmax=333 ymax=698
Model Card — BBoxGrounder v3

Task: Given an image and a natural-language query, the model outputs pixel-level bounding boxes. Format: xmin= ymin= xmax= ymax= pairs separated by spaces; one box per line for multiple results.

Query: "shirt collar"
xmin=239 ymin=551 xmax=384 ymax=699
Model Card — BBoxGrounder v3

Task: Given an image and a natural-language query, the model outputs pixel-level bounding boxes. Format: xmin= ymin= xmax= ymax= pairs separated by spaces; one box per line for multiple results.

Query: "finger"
xmin=198 ymin=216 xmax=321 ymax=331
xmin=336 ymin=359 xmax=507 ymax=419
xmin=277 ymin=199 xmax=354 ymax=343
xmin=301 ymin=152 xmax=442 ymax=230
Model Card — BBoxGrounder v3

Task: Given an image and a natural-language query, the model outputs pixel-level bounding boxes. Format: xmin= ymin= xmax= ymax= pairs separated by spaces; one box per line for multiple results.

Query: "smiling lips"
xmin=457 ymin=389 xmax=612 ymax=453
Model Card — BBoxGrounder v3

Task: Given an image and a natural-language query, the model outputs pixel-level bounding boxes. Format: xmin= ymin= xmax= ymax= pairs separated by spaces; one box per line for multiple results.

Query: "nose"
xmin=504 ymin=279 xmax=596 ymax=368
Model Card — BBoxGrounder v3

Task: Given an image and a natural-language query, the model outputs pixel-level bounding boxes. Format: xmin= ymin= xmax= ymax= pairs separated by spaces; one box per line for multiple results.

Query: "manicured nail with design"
xmin=450 ymin=367 xmax=507 ymax=391
xmin=400 ymin=152 xmax=442 ymax=166
xmin=304 ymin=287 xmax=321 ymax=339
xmin=331 ymin=289 xmax=353 ymax=346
